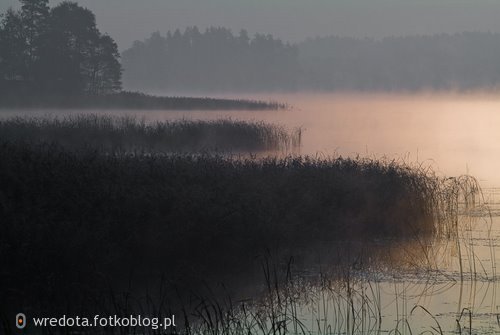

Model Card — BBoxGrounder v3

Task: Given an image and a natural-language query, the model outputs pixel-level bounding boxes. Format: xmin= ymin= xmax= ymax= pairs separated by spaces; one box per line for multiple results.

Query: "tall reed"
xmin=0 ymin=115 xmax=301 ymax=153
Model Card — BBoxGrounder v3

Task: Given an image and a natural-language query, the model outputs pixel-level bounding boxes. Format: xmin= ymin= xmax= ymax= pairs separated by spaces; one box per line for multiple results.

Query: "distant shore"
xmin=0 ymin=91 xmax=286 ymax=110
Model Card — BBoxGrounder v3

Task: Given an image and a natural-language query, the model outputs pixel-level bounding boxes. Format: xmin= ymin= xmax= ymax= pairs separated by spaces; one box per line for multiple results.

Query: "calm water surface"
xmin=3 ymin=93 xmax=500 ymax=333
xmin=5 ymin=93 xmax=500 ymax=183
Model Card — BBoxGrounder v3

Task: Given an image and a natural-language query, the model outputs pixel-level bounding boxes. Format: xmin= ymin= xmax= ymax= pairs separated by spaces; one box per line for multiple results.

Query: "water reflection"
xmin=2 ymin=93 xmax=500 ymax=333
xmin=219 ymin=210 xmax=499 ymax=334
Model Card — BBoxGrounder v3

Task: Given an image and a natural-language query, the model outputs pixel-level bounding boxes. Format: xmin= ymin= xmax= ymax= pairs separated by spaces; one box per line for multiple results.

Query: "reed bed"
xmin=0 ymin=135 xmax=485 ymax=334
xmin=0 ymin=115 xmax=301 ymax=153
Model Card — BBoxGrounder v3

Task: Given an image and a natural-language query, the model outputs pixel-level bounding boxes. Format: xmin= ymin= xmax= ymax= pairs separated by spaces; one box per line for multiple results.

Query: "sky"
xmin=2 ymin=0 xmax=500 ymax=50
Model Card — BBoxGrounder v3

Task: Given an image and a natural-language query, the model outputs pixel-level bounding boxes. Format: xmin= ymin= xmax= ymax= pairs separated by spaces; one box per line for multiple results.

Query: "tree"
xmin=121 ymin=31 xmax=167 ymax=90
xmin=0 ymin=9 xmax=28 ymax=82
xmin=0 ymin=0 xmax=121 ymax=96
xmin=87 ymin=34 xmax=122 ymax=95
xmin=39 ymin=2 xmax=102 ymax=94
xmin=20 ymin=0 xmax=49 ymax=70
xmin=121 ymin=26 xmax=299 ymax=92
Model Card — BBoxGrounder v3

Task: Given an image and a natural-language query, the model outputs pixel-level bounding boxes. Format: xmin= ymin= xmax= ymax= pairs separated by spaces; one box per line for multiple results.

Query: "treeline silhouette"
xmin=122 ymin=27 xmax=299 ymax=92
xmin=0 ymin=0 xmax=121 ymax=97
xmin=123 ymin=29 xmax=500 ymax=92
xmin=0 ymin=3 xmax=279 ymax=110
xmin=299 ymin=32 xmax=500 ymax=91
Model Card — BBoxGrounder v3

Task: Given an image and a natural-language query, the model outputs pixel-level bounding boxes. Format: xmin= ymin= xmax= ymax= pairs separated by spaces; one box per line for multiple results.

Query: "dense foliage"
xmin=0 ymin=0 xmax=122 ymax=97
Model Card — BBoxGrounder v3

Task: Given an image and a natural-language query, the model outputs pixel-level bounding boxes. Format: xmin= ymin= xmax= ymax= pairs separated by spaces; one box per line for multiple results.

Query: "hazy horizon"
xmin=3 ymin=0 xmax=500 ymax=50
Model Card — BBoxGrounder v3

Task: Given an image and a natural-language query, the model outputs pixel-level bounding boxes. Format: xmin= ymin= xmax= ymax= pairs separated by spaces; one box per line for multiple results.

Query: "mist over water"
xmin=3 ymin=93 xmax=500 ymax=333
xmin=272 ymin=93 xmax=500 ymax=187
xmin=3 ymin=0 xmax=500 ymax=332
xmin=6 ymin=93 xmax=500 ymax=185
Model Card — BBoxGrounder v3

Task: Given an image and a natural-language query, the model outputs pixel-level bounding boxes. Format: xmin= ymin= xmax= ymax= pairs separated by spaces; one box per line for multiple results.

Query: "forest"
xmin=4 ymin=2 xmax=500 ymax=95
xmin=0 ymin=1 xmax=275 ymax=109
xmin=122 ymin=28 xmax=500 ymax=92
xmin=122 ymin=27 xmax=299 ymax=92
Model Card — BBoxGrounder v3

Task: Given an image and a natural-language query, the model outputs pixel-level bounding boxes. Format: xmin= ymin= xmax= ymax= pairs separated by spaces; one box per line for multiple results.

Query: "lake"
xmin=4 ymin=93 xmax=500 ymax=184
xmin=2 ymin=93 xmax=500 ymax=333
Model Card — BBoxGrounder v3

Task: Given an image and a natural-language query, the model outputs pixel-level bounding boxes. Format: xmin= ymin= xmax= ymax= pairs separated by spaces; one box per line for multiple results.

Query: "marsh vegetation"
xmin=1 ymin=95 xmax=500 ymax=334
xmin=2 ymin=0 xmax=500 ymax=333
xmin=0 ymin=91 xmax=286 ymax=110
xmin=1 ymin=114 xmax=496 ymax=333
xmin=0 ymin=115 xmax=299 ymax=152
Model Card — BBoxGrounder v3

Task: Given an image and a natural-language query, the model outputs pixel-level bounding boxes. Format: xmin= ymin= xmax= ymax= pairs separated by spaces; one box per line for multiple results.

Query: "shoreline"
xmin=0 ymin=91 xmax=287 ymax=111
